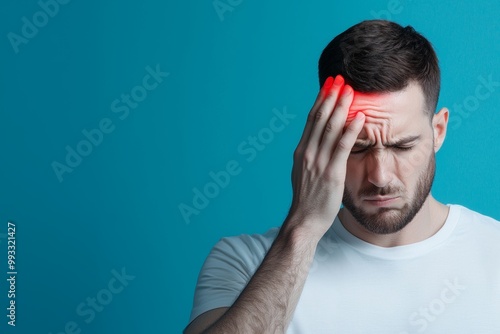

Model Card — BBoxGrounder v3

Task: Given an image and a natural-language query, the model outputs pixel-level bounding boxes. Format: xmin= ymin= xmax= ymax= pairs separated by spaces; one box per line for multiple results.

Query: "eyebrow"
xmin=354 ymin=135 xmax=421 ymax=148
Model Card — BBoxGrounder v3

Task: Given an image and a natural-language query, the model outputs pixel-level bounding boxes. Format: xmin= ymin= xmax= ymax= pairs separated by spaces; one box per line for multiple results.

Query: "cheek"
xmin=395 ymin=146 xmax=434 ymax=180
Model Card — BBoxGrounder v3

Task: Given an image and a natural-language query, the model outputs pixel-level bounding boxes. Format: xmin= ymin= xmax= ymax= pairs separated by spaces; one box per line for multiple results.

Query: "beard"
xmin=342 ymin=151 xmax=436 ymax=235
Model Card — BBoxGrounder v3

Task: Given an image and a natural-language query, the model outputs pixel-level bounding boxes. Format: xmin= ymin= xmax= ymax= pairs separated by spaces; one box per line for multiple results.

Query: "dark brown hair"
xmin=318 ymin=20 xmax=440 ymax=117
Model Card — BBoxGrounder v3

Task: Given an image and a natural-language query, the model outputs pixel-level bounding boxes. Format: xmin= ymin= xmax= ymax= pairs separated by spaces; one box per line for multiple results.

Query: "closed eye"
xmin=350 ymin=147 xmax=369 ymax=154
xmin=350 ymin=146 xmax=415 ymax=154
xmin=393 ymin=146 xmax=414 ymax=151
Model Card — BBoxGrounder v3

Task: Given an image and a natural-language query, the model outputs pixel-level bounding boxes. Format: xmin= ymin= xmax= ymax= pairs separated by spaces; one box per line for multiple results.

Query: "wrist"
xmin=280 ymin=215 xmax=325 ymax=248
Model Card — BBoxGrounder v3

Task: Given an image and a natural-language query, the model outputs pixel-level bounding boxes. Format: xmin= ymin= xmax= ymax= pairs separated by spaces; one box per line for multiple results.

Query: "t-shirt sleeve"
xmin=188 ymin=228 xmax=279 ymax=324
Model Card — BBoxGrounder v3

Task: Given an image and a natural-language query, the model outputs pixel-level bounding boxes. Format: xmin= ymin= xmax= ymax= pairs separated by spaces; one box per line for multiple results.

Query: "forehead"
xmin=346 ymin=82 xmax=428 ymax=140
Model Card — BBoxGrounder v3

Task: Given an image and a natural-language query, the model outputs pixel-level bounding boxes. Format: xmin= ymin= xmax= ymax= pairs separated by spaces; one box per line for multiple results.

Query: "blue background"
xmin=0 ymin=0 xmax=499 ymax=333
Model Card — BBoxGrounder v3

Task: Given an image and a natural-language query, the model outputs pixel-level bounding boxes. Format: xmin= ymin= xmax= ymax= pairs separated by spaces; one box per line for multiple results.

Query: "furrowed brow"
xmin=353 ymin=139 xmax=374 ymax=148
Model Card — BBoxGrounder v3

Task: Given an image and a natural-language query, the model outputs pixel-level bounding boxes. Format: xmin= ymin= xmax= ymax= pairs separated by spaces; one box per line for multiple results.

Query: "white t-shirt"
xmin=188 ymin=204 xmax=500 ymax=333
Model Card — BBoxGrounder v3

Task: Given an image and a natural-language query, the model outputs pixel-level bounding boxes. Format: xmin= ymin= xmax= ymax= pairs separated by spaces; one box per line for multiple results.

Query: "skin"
xmin=339 ymin=82 xmax=450 ymax=247
xmin=184 ymin=76 xmax=450 ymax=333
xmin=185 ymin=75 xmax=366 ymax=334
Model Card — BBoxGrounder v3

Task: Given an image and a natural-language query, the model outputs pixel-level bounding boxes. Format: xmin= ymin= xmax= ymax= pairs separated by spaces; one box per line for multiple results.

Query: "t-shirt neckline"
xmin=330 ymin=204 xmax=460 ymax=260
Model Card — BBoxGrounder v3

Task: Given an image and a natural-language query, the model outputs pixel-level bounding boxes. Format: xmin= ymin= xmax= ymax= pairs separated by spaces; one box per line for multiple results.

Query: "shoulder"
xmin=210 ymin=227 xmax=280 ymax=263
xmin=196 ymin=227 xmax=281 ymax=289
xmin=188 ymin=228 xmax=280 ymax=325
xmin=199 ymin=227 xmax=281 ymax=278
xmin=454 ymin=204 xmax=500 ymax=224
xmin=452 ymin=204 xmax=500 ymax=234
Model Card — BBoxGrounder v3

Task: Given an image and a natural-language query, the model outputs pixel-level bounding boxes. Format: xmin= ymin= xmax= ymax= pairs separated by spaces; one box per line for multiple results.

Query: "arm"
xmin=201 ymin=216 xmax=321 ymax=334
xmin=185 ymin=75 xmax=365 ymax=334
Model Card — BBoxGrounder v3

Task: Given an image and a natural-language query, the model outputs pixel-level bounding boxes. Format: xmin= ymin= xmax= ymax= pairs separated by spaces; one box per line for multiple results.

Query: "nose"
xmin=366 ymin=151 xmax=393 ymax=188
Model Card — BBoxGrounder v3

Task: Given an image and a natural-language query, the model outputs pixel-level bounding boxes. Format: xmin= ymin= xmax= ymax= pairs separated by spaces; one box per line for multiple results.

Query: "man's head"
xmin=319 ymin=20 xmax=448 ymax=234
xmin=318 ymin=20 xmax=440 ymax=118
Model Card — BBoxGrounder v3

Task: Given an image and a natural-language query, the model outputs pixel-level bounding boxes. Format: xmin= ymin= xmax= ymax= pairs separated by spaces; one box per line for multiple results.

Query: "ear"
xmin=432 ymin=107 xmax=449 ymax=152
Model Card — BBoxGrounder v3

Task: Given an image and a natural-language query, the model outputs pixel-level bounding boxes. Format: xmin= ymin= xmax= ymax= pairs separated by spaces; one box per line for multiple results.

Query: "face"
xmin=342 ymin=82 xmax=437 ymax=235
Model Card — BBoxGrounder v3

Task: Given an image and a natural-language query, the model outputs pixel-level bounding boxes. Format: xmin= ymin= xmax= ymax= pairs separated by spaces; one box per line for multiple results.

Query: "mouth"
xmin=363 ymin=196 xmax=400 ymax=207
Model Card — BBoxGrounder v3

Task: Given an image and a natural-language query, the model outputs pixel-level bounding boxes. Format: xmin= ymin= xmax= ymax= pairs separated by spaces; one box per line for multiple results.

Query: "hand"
xmin=285 ymin=75 xmax=365 ymax=238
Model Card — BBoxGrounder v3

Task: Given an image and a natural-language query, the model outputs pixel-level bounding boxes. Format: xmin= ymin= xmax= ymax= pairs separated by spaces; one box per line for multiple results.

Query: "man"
xmin=184 ymin=20 xmax=500 ymax=333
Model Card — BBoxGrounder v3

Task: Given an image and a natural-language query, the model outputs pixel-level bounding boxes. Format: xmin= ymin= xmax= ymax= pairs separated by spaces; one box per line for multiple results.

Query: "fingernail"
xmin=334 ymin=75 xmax=344 ymax=86
xmin=322 ymin=76 xmax=334 ymax=96
xmin=355 ymin=112 xmax=365 ymax=120
xmin=343 ymin=85 xmax=352 ymax=95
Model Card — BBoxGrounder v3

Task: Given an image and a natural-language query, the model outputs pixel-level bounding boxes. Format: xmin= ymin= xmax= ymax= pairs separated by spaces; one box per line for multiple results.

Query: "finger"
xmin=296 ymin=76 xmax=334 ymax=152
xmin=325 ymin=85 xmax=354 ymax=137
xmin=304 ymin=75 xmax=345 ymax=155
xmin=344 ymin=108 xmax=387 ymax=129
xmin=326 ymin=112 xmax=365 ymax=174
xmin=317 ymin=84 xmax=355 ymax=162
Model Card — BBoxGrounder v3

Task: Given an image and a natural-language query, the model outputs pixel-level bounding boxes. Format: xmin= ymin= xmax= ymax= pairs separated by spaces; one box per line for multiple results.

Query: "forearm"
xmin=199 ymin=73 xmax=359 ymax=333
xmin=204 ymin=220 xmax=320 ymax=334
